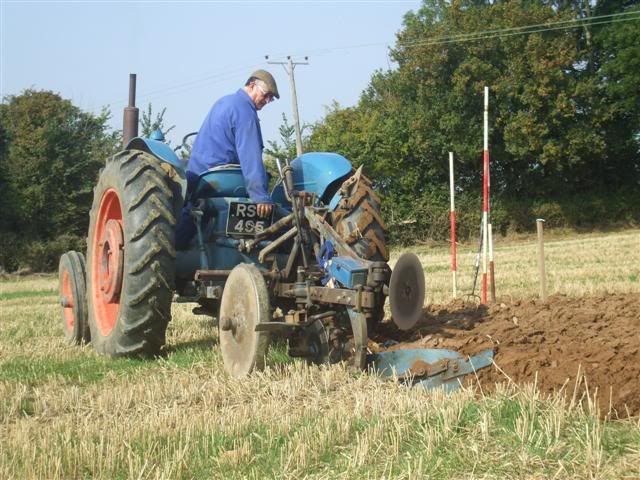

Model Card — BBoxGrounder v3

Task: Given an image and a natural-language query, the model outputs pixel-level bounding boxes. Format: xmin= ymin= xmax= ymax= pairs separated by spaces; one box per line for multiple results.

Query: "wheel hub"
xmin=99 ymin=219 xmax=124 ymax=304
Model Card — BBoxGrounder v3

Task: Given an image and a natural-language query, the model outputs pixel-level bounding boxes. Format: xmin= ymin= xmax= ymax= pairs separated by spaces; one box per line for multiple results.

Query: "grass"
xmin=0 ymin=229 xmax=639 ymax=479
xmin=0 ymin=289 xmax=56 ymax=301
xmin=391 ymin=228 xmax=640 ymax=305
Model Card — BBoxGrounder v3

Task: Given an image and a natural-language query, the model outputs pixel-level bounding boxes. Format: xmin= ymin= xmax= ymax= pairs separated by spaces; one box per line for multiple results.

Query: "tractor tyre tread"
xmin=331 ymin=173 xmax=389 ymax=262
xmin=330 ymin=172 xmax=388 ymax=335
xmin=87 ymin=150 xmax=182 ymax=358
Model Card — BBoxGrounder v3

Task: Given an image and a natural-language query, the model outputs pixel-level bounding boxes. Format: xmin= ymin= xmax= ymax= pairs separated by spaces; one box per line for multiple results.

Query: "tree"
xmin=140 ymin=103 xmax=175 ymax=140
xmin=309 ymin=0 xmax=640 ymax=240
xmin=264 ymin=113 xmax=310 ymax=162
xmin=0 ymin=89 xmax=119 ymax=270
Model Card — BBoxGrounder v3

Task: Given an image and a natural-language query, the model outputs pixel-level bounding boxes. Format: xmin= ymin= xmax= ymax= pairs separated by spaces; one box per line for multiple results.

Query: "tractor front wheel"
xmin=86 ymin=150 xmax=180 ymax=357
xmin=58 ymin=251 xmax=90 ymax=344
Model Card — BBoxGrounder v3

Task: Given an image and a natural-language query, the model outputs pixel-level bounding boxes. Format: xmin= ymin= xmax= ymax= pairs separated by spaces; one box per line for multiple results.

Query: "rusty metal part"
xmin=370 ymin=348 xmax=494 ymax=392
xmin=347 ymin=308 xmax=368 ymax=370
xmin=258 ymin=226 xmax=297 ymax=263
xmin=282 ymin=163 xmax=310 ymax=268
xmin=242 ymin=213 xmax=295 ymax=251
xmin=283 ymin=236 xmax=300 ymax=280
xmin=340 ymin=165 xmax=362 ymax=196
xmin=195 ymin=269 xmax=280 ymax=281
xmin=285 ymin=309 xmax=305 ymax=325
xmin=288 ymin=319 xmax=330 ymax=364
xmin=389 ymin=252 xmax=425 ymax=331
xmin=254 ymin=321 xmax=299 ymax=333
xmin=304 ymin=210 xmax=359 ymax=260
xmin=122 ymin=74 xmax=139 ymax=146
xmin=367 ymin=261 xmax=390 ymax=288
xmin=276 ymin=283 xmax=376 ymax=309
xmin=398 ymin=359 xmax=450 ymax=380
xmin=195 ymin=270 xmax=232 ymax=280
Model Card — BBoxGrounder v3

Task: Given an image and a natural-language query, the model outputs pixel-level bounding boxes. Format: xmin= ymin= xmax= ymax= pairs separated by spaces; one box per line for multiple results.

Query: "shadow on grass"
xmin=164 ymin=336 xmax=218 ymax=354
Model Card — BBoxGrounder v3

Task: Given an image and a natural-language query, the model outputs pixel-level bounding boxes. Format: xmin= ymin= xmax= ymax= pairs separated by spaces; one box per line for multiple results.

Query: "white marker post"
xmin=486 ymin=86 xmax=496 ymax=303
xmin=449 ymin=152 xmax=457 ymax=298
xmin=481 ymin=87 xmax=490 ymax=304
xmin=536 ymin=219 xmax=548 ymax=302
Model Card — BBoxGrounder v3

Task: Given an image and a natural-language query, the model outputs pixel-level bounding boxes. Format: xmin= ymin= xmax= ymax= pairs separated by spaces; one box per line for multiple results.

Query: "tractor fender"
xmin=271 ymin=152 xmax=352 ymax=206
xmin=125 ymin=137 xmax=187 ymax=178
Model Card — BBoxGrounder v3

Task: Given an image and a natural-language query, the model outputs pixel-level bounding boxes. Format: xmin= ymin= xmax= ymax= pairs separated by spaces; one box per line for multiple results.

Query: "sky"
xmin=1 ymin=0 xmax=422 ymax=148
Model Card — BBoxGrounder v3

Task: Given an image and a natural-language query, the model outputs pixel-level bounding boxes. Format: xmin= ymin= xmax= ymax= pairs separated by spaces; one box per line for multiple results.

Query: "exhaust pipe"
xmin=122 ymin=73 xmax=139 ymax=146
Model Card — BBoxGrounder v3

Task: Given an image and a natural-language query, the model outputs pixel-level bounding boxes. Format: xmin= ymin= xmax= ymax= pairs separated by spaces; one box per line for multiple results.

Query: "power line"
xmin=396 ymin=13 xmax=640 ymax=50
xmin=397 ymin=10 xmax=640 ymax=49
xmin=302 ymin=10 xmax=640 ymax=58
xmin=96 ymin=10 xmax=639 ymax=114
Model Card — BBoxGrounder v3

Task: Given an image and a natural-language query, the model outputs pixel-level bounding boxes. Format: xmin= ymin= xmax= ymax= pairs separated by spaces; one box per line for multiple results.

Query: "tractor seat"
xmin=191 ymin=164 xmax=249 ymax=200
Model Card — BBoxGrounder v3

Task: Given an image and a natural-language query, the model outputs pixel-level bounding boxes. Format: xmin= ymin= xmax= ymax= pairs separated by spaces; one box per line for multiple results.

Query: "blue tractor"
xmin=58 ymin=79 xmax=426 ymax=377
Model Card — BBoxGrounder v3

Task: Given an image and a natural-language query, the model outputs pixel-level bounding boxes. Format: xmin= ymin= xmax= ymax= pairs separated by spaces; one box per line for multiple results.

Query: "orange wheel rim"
xmin=61 ymin=270 xmax=74 ymax=333
xmin=91 ymin=189 xmax=123 ymax=336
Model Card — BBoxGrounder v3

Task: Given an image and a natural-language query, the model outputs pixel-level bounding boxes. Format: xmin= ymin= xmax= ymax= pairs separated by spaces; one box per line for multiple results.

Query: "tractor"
xmin=58 ymin=77 xmax=426 ymax=377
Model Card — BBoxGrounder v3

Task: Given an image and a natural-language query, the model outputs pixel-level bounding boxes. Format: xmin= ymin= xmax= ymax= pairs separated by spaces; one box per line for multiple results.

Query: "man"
xmin=176 ymin=70 xmax=279 ymax=249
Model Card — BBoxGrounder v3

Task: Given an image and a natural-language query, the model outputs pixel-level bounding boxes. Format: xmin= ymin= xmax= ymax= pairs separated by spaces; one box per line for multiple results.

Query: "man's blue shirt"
xmin=187 ymin=89 xmax=271 ymax=203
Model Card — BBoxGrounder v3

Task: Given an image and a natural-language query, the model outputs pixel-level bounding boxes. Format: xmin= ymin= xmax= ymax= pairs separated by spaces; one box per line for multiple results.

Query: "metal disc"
xmin=219 ymin=263 xmax=271 ymax=378
xmin=389 ymin=252 xmax=425 ymax=331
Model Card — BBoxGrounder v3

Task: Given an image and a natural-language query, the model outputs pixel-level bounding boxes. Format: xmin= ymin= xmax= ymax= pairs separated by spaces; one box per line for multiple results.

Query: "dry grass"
xmin=390 ymin=228 xmax=640 ymax=305
xmin=1 ymin=229 xmax=639 ymax=479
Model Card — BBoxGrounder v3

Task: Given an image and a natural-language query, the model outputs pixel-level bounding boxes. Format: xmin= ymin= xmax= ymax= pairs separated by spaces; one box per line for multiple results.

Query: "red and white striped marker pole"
xmin=481 ymin=86 xmax=490 ymax=305
xmin=449 ymin=152 xmax=457 ymax=298
xmin=487 ymin=86 xmax=496 ymax=302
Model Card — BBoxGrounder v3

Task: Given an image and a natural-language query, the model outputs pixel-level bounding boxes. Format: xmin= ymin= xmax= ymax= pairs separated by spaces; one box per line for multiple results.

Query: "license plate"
xmin=226 ymin=202 xmax=273 ymax=236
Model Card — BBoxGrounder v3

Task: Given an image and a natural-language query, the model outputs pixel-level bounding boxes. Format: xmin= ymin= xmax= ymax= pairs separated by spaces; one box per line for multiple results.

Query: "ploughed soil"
xmin=372 ymin=293 xmax=640 ymax=418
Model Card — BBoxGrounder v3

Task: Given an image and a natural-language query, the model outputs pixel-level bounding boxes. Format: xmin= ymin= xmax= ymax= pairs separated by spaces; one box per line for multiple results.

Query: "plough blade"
xmin=368 ymin=348 xmax=494 ymax=393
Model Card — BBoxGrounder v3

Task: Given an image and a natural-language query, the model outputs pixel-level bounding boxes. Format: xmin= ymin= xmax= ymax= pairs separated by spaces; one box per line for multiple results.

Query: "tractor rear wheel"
xmin=330 ymin=170 xmax=388 ymax=333
xmin=330 ymin=171 xmax=388 ymax=262
xmin=86 ymin=150 xmax=181 ymax=357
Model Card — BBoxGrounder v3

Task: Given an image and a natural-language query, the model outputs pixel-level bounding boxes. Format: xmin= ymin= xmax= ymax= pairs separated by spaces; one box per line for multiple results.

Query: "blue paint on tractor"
xmin=149 ymin=129 xmax=165 ymax=141
xmin=193 ymin=166 xmax=248 ymax=199
xmin=326 ymin=256 xmax=369 ymax=288
xmin=271 ymin=152 xmax=352 ymax=205
xmin=369 ymin=348 xmax=494 ymax=393
xmin=125 ymin=137 xmax=186 ymax=178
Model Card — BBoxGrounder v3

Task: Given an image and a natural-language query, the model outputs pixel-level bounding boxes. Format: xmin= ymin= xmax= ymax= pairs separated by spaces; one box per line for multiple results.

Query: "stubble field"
xmin=1 ymin=229 xmax=639 ymax=479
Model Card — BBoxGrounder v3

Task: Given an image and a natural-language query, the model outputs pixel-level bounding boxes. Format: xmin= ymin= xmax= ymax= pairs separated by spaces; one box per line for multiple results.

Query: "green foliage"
xmin=309 ymin=0 xmax=640 ymax=241
xmin=263 ymin=113 xmax=314 ymax=188
xmin=22 ymin=234 xmax=86 ymax=273
xmin=264 ymin=113 xmax=311 ymax=162
xmin=0 ymin=89 xmax=119 ymax=271
xmin=386 ymin=188 xmax=640 ymax=245
xmin=139 ymin=103 xmax=175 ymax=139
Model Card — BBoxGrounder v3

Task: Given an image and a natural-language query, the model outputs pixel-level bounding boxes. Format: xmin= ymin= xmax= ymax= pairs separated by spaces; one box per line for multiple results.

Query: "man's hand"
xmin=257 ymin=203 xmax=274 ymax=218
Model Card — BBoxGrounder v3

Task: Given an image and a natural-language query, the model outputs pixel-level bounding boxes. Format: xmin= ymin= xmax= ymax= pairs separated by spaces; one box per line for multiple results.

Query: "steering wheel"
xmin=174 ymin=131 xmax=198 ymax=152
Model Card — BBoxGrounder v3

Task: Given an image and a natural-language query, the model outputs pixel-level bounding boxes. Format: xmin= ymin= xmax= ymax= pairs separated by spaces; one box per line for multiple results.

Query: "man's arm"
xmin=234 ymin=112 xmax=273 ymax=207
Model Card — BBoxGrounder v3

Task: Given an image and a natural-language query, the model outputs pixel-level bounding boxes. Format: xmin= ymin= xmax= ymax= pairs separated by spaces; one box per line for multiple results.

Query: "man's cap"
xmin=250 ymin=69 xmax=280 ymax=99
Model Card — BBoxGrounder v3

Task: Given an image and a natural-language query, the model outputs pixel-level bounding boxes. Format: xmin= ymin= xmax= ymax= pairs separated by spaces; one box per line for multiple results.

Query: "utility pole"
xmin=266 ymin=55 xmax=309 ymax=157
